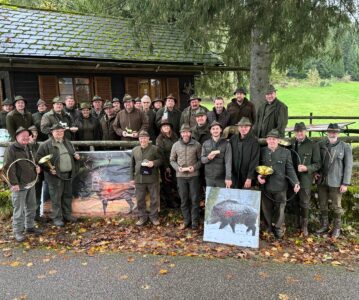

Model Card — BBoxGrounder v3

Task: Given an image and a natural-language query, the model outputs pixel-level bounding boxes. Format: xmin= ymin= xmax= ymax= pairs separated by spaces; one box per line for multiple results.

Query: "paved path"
xmin=0 ymin=249 xmax=358 ymax=300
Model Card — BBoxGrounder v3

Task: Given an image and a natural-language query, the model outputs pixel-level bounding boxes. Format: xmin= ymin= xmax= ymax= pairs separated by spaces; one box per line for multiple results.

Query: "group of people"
xmin=1 ymin=84 xmax=353 ymax=243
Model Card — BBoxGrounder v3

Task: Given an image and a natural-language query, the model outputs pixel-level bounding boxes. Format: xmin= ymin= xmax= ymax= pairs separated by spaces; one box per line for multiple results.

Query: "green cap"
xmin=14 ymin=95 xmax=26 ymax=104
xmin=92 ymin=95 xmax=103 ymax=102
xmin=52 ymin=97 xmax=64 ymax=104
xmin=123 ymin=94 xmax=134 ymax=102
xmin=79 ymin=102 xmax=91 ymax=110
xmin=2 ymin=98 xmax=13 ymax=106
xmin=236 ymin=117 xmax=252 ymax=126
xmin=180 ymin=124 xmax=192 ymax=133
xmin=15 ymin=126 xmax=31 ymax=137
xmin=103 ymin=101 xmax=113 ymax=109
xmin=266 ymin=129 xmax=280 ymax=138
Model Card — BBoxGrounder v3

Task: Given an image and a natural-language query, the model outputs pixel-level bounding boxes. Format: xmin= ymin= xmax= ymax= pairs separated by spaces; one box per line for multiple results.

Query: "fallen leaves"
xmin=10 ymin=261 xmax=21 ymax=267
xmin=159 ymin=269 xmax=168 ymax=275
xmin=278 ymin=293 xmax=289 ymax=300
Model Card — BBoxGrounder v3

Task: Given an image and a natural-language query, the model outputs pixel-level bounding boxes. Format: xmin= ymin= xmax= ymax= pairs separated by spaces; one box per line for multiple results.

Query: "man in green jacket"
xmin=6 ymin=95 xmax=33 ymax=140
xmin=258 ymin=129 xmax=300 ymax=238
xmin=36 ymin=124 xmax=81 ymax=227
xmin=290 ymin=122 xmax=321 ymax=236
xmin=191 ymin=110 xmax=211 ymax=145
xmin=32 ymin=99 xmax=48 ymax=142
xmin=131 ymin=130 xmax=162 ymax=226
xmin=316 ymin=123 xmax=353 ymax=238
xmin=253 ymin=85 xmax=288 ymax=138
xmin=180 ymin=95 xmax=208 ymax=128
xmin=4 ymin=127 xmax=41 ymax=242
xmin=0 ymin=98 xmax=13 ymax=129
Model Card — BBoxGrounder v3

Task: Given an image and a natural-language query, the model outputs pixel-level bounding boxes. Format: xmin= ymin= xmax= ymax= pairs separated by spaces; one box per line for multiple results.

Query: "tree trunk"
xmin=249 ymin=27 xmax=272 ymax=109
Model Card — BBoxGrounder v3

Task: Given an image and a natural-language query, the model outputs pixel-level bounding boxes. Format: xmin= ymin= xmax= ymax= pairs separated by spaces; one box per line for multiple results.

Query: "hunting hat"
xmin=123 ymin=94 xmax=134 ymax=103
xmin=52 ymin=96 xmax=64 ymax=104
xmin=79 ymin=102 xmax=91 ymax=110
xmin=236 ymin=117 xmax=252 ymax=126
xmin=15 ymin=126 xmax=31 ymax=137
xmin=327 ymin=123 xmax=341 ymax=132
xmin=134 ymin=97 xmax=141 ymax=103
xmin=188 ymin=94 xmax=202 ymax=102
xmin=138 ymin=130 xmax=150 ymax=138
xmin=92 ymin=95 xmax=103 ymax=102
xmin=50 ymin=123 xmax=65 ymax=131
xmin=234 ymin=87 xmax=247 ymax=95
xmin=103 ymin=101 xmax=113 ymax=109
xmin=194 ymin=109 xmax=207 ymax=117
xmin=163 ymin=94 xmax=176 ymax=103
xmin=160 ymin=119 xmax=173 ymax=128
xmin=209 ymin=121 xmax=223 ymax=129
xmin=294 ymin=122 xmax=307 ymax=131
xmin=2 ymin=98 xmax=13 ymax=106
xmin=37 ymin=99 xmax=46 ymax=106
xmin=28 ymin=125 xmax=38 ymax=132
xmin=112 ymin=97 xmax=120 ymax=103
xmin=266 ymin=129 xmax=280 ymax=138
xmin=180 ymin=124 xmax=192 ymax=133
xmin=14 ymin=95 xmax=26 ymax=104
xmin=266 ymin=84 xmax=277 ymax=94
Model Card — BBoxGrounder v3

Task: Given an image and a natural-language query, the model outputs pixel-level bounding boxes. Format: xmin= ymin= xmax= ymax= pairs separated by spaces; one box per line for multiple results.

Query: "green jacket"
xmin=156 ymin=132 xmax=178 ymax=169
xmin=253 ymin=98 xmax=288 ymax=138
xmin=32 ymin=111 xmax=48 ymax=141
xmin=191 ymin=122 xmax=211 ymax=145
xmin=131 ymin=144 xmax=162 ymax=184
xmin=40 ymin=109 xmax=74 ymax=140
xmin=155 ymin=107 xmax=182 ymax=135
xmin=3 ymin=142 xmax=37 ymax=187
xmin=0 ymin=111 xmax=8 ymax=129
xmin=6 ymin=109 xmax=33 ymax=140
xmin=227 ymin=98 xmax=256 ymax=126
xmin=291 ymin=137 xmax=321 ymax=188
xmin=260 ymin=146 xmax=299 ymax=192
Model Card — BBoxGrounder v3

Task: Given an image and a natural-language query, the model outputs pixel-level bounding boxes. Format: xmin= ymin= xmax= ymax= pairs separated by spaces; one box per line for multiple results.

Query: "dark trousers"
xmin=261 ymin=191 xmax=287 ymax=232
xmin=46 ymin=173 xmax=73 ymax=221
xmin=292 ymin=188 xmax=311 ymax=219
xmin=135 ymin=182 xmax=160 ymax=220
xmin=177 ymin=176 xmax=200 ymax=226
xmin=318 ymin=185 xmax=343 ymax=218
xmin=205 ymin=178 xmax=225 ymax=188
xmin=160 ymin=167 xmax=179 ymax=206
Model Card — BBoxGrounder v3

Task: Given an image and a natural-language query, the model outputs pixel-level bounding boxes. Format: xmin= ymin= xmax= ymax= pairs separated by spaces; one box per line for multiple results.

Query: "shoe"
xmin=64 ymin=216 xmax=78 ymax=223
xmin=35 ymin=216 xmax=46 ymax=223
xmin=136 ymin=218 xmax=148 ymax=226
xmin=151 ymin=219 xmax=160 ymax=226
xmin=179 ymin=223 xmax=191 ymax=230
xmin=316 ymin=216 xmax=329 ymax=234
xmin=14 ymin=232 xmax=26 ymax=242
xmin=53 ymin=219 xmax=65 ymax=227
xmin=26 ymin=227 xmax=43 ymax=236
xmin=191 ymin=224 xmax=199 ymax=230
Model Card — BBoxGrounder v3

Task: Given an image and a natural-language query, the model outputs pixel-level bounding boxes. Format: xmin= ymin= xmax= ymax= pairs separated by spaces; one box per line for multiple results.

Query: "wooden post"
xmin=309 ymin=112 xmax=313 ymax=137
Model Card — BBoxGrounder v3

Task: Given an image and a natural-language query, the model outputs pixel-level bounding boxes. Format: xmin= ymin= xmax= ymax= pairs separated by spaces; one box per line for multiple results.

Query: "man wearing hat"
xmin=100 ymin=101 xmax=118 ymax=146
xmin=191 ymin=110 xmax=211 ymax=145
xmin=151 ymin=97 xmax=164 ymax=113
xmin=134 ymin=97 xmax=142 ymax=110
xmin=131 ymin=130 xmax=162 ymax=226
xmin=112 ymin=94 xmax=149 ymax=141
xmin=156 ymin=94 xmax=181 ymax=136
xmin=141 ymin=95 xmax=157 ymax=143
xmin=170 ymin=124 xmax=202 ymax=230
xmin=315 ymin=123 xmax=353 ymax=238
xmin=64 ymin=95 xmax=81 ymax=123
xmin=4 ymin=127 xmax=41 ymax=241
xmin=0 ymin=98 xmax=13 ymax=129
xmin=36 ymin=123 xmax=81 ymax=227
xmin=207 ymin=96 xmax=230 ymax=129
xmin=227 ymin=88 xmax=256 ymax=126
xmin=6 ymin=96 xmax=33 ymax=140
xmin=112 ymin=97 xmax=122 ymax=113
xmin=290 ymin=122 xmax=321 ymax=236
xmin=180 ymin=94 xmax=208 ymax=128
xmin=257 ymin=129 xmax=300 ymax=238
xmin=91 ymin=95 xmax=105 ymax=120
xmin=41 ymin=96 xmax=78 ymax=140
xmin=253 ymin=85 xmax=288 ymax=138
xmin=32 ymin=99 xmax=48 ymax=141
xmin=74 ymin=102 xmax=102 ymax=150
xmin=230 ymin=117 xmax=260 ymax=189
xmin=201 ymin=121 xmax=232 ymax=188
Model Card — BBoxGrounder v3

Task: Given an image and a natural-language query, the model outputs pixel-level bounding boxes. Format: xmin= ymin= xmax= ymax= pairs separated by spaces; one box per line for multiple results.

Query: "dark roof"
xmin=0 ymin=5 xmax=223 ymax=65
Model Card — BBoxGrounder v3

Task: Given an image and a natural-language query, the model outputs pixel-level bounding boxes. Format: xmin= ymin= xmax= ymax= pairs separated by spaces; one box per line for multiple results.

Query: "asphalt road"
xmin=0 ymin=249 xmax=358 ymax=300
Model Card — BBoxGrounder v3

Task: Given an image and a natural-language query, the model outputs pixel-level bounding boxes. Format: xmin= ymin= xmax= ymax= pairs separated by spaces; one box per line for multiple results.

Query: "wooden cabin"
xmin=0 ymin=5 xmax=225 ymax=112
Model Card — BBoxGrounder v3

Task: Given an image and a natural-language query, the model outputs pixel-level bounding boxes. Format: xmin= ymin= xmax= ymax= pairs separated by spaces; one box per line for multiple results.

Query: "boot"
xmin=316 ymin=216 xmax=329 ymax=234
xmin=331 ymin=218 xmax=341 ymax=238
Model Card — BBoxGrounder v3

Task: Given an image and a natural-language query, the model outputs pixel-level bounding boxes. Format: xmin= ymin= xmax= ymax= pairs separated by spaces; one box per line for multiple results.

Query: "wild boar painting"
xmin=203 ymin=187 xmax=261 ymax=249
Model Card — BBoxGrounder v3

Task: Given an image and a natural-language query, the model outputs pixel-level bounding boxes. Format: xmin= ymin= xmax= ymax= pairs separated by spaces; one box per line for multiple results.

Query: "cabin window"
xmin=58 ymin=77 xmax=91 ymax=101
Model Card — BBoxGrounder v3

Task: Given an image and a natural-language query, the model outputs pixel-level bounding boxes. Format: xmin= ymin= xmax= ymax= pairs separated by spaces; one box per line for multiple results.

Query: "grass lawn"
xmin=202 ymin=81 xmax=359 ymax=132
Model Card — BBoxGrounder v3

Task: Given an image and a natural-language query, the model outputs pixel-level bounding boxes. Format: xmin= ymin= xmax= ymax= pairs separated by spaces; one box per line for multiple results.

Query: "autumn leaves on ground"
xmin=0 ymin=211 xmax=358 ymax=269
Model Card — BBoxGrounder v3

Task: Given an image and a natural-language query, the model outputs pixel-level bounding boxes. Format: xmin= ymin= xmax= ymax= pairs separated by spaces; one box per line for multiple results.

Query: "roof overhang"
xmin=0 ymin=56 xmax=249 ymax=74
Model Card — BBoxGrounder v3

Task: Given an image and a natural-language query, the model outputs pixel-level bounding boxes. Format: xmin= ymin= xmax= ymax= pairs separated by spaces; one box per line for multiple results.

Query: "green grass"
xmin=203 ymin=81 xmax=359 ymax=133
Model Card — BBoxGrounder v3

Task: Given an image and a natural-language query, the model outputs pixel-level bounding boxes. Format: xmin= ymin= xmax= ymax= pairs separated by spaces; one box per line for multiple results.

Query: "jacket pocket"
xmin=337 ymin=152 xmax=344 ymax=160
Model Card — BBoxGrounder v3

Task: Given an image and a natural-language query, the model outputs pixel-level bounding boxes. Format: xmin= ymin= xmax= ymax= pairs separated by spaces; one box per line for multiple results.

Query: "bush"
xmin=0 ymin=188 xmax=12 ymax=220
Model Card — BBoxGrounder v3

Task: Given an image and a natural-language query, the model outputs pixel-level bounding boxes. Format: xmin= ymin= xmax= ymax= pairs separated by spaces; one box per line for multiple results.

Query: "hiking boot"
xmin=331 ymin=218 xmax=341 ymax=238
xmin=179 ymin=223 xmax=191 ymax=230
xmin=14 ymin=232 xmax=26 ymax=242
xmin=26 ymin=227 xmax=43 ymax=236
xmin=150 ymin=217 xmax=160 ymax=226
xmin=53 ymin=219 xmax=65 ymax=227
xmin=316 ymin=216 xmax=329 ymax=234
xmin=136 ymin=217 xmax=148 ymax=226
